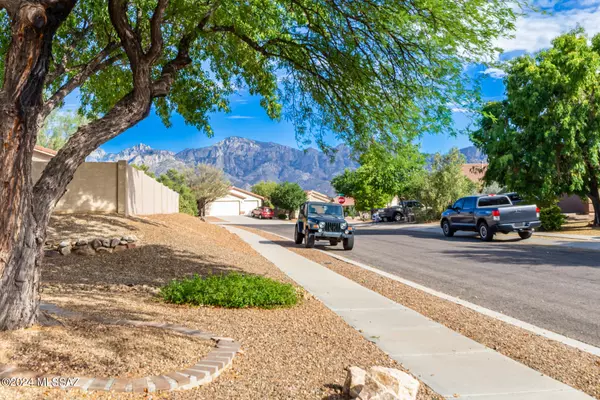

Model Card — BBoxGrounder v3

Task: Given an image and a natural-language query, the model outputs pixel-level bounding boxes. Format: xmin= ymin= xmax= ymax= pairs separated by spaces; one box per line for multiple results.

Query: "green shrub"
xmin=414 ymin=208 xmax=438 ymax=223
xmin=540 ymin=205 xmax=566 ymax=231
xmin=160 ymin=273 xmax=298 ymax=309
xmin=277 ymin=213 xmax=288 ymax=220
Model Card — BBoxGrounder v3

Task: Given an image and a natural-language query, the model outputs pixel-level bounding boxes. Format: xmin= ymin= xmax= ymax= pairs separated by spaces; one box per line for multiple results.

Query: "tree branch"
xmin=145 ymin=0 xmax=168 ymax=64
xmin=0 ymin=0 xmax=19 ymax=17
xmin=108 ymin=0 xmax=144 ymax=67
xmin=40 ymin=42 xmax=122 ymax=123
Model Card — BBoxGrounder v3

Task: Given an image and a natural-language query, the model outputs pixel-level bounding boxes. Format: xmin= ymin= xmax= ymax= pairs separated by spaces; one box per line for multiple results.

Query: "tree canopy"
xmin=408 ymin=148 xmax=476 ymax=218
xmin=332 ymin=143 xmax=423 ymax=211
xmin=1 ymin=0 xmax=522 ymax=152
xmin=185 ymin=164 xmax=230 ymax=216
xmin=251 ymin=181 xmax=279 ymax=207
xmin=271 ymin=182 xmax=306 ymax=217
xmin=471 ymin=29 xmax=600 ymax=224
xmin=37 ymin=110 xmax=88 ymax=150
xmin=158 ymin=169 xmax=198 ymax=216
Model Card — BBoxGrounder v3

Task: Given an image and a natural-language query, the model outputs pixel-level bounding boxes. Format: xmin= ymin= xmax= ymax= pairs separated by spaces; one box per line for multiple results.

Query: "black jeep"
xmin=294 ymin=202 xmax=354 ymax=250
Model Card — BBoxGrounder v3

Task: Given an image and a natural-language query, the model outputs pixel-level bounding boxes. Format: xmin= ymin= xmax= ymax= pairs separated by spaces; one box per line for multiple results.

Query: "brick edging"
xmin=0 ymin=303 xmax=241 ymax=393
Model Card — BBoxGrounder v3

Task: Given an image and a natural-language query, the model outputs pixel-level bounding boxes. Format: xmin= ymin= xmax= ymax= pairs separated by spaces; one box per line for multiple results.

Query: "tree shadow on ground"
xmin=47 ymin=213 xmax=161 ymax=242
xmin=42 ymin=244 xmax=244 ymax=288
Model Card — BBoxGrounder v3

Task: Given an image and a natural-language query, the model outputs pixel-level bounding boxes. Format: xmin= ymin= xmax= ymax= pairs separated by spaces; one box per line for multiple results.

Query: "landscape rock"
xmin=58 ymin=245 xmax=71 ymax=256
xmin=91 ymin=239 xmax=103 ymax=250
xmin=58 ymin=241 xmax=70 ymax=248
xmin=96 ymin=247 xmax=113 ymax=254
xmin=344 ymin=367 xmax=419 ymax=400
xmin=120 ymin=240 xmax=128 ymax=245
xmin=73 ymin=245 xmax=96 ymax=256
xmin=344 ymin=366 xmax=366 ymax=399
xmin=123 ymin=235 xmax=137 ymax=243
xmin=110 ymin=238 xmax=121 ymax=248
xmin=76 ymin=239 xmax=88 ymax=246
xmin=102 ymin=238 xmax=110 ymax=247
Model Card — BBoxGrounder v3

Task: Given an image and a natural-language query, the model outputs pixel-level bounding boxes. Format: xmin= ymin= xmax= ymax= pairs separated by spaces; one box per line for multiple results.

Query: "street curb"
xmin=260 ymin=229 xmax=600 ymax=358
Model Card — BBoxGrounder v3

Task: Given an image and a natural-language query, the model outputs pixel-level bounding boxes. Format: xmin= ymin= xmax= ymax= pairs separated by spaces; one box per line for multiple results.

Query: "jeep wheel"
xmin=442 ymin=220 xmax=454 ymax=237
xmin=294 ymin=227 xmax=304 ymax=244
xmin=305 ymin=232 xmax=315 ymax=248
xmin=329 ymin=239 xmax=339 ymax=246
xmin=393 ymin=213 xmax=403 ymax=222
xmin=478 ymin=222 xmax=493 ymax=242
xmin=343 ymin=236 xmax=354 ymax=250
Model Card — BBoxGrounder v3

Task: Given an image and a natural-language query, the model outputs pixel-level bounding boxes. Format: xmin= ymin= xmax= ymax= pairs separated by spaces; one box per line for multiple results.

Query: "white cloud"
xmin=481 ymin=67 xmax=507 ymax=79
xmin=226 ymin=115 xmax=254 ymax=119
xmin=495 ymin=4 xmax=600 ymax=55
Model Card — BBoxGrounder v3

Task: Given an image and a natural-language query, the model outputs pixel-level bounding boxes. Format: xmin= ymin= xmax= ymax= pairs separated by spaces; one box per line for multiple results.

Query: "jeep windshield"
xmin=308 ymin=204 xmax=344 ymax=217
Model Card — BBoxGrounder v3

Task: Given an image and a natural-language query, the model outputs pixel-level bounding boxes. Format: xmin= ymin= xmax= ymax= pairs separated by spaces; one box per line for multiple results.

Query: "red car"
xmin=252 ymin=206 xmax=274 ymax=219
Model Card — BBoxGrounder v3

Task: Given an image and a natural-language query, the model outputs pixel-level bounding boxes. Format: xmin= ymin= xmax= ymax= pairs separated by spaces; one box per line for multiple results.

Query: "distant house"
xmin=461 ymin=163 xmax=487 ymax=184
xmin=305 ymin=190 xmax=331 ymax=203
xmin=33 ymin=145 xmax=57 ymax=162
xmin=205 ymin=187 xmax=264 ymax=216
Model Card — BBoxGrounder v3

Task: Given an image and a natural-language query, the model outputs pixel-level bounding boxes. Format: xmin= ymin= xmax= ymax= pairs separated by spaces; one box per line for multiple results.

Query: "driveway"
xmin=219 ymin=215 xmax=600 ymax=347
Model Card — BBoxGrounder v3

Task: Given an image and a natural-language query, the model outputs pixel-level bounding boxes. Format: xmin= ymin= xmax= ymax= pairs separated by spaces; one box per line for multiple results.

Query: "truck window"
xmin=463 ymin=197 xmax=476 ymax=209
xmin=478 ymin=196 xmax=511 ymax=207
xmin=452 ymin=199 xmax=464 ymax=210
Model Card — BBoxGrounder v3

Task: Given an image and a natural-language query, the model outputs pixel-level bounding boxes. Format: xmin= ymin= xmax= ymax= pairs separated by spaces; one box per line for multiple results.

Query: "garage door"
xmin=242 ymin=200 xmax=260 ymax=215
xmin=208 ymin=201 xmax=240 ymax=216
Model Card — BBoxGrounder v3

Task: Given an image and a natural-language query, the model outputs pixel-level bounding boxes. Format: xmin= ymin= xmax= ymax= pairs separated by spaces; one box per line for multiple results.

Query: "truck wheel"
xmin=305 ymin=232 xmax=315 ymax=248
xmin=294 ymin=227 xmax=304 ymax=244
xmin=442 ymin=220 xmax=454 ymax=237
xmin=478 ymin=222 xmax=493 ymax=242
xmin=394 ymin=213 xmax=403 ymax=222
xmin=343 ymin=236 xmax=354 ymax=250
xmin=329 ymin=239 xmax=339 ymax=246
xmin=518 ymin=231 xmax=533 ymax=240
xmin=382 ymin=217 xmax=388 ymax=222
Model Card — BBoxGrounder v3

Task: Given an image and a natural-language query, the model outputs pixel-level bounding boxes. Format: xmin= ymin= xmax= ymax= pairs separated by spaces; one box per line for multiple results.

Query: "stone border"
xmin=0 ymin=303 xmax=241 ymax=393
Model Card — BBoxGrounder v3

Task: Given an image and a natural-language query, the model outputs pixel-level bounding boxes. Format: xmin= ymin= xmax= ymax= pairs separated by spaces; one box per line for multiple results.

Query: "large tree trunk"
xmin=588 ymin=188 xmax=600 ymax=227
xmin=0 ymin=1 xmax=76 ymax=330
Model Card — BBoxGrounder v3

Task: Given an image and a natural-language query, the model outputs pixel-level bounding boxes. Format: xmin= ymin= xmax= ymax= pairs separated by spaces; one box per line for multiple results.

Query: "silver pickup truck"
xmin=440 ymin=195 xmax=541 ymax=241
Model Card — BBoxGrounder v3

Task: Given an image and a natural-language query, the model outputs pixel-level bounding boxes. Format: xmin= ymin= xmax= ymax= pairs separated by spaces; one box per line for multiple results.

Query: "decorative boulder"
xmin=110 ymin=238 xmax=121 ymax=248
xmin=344 ymin=366 xmax=366 ymax=399
xmin=76 ymin=239 xmax=88 ymax=246
xmin=113 ymin=245 xmax=127 ymax=253
xmin=97 ymin=247 xmax=113 ymax=254
xmin=58 ymin=240 xmax=70 ymax=248
xmin=91 ymin=239 xmax=103 ymax=250
xmin=102 ymin=238 xmax=111 ymax=247
xmin=58 ymin=245 xmax=71 ymax=256
xmin=344 ymin=367 xmax=419 ymax=400
xmin=73 ymin=245 xmax=96 ymax=256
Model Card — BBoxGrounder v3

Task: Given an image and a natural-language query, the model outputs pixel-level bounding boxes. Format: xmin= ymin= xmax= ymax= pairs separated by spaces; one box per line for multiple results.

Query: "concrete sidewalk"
xmin=225 ymin=226 xmax=593 ymax=400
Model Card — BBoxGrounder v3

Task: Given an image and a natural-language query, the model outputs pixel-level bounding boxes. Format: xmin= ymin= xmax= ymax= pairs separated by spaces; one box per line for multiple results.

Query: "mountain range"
xmin=88 ymin=137 xmax=486 ymax=195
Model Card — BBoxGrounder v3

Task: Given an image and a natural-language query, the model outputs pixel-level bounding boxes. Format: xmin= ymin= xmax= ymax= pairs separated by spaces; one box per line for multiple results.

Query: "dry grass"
xmin=0 ymin=214 xmax=442 ymax=400
xmin=240 ymin=226 xmax=600 ymax=400
xmin=0 ymin=317 xmax=212 ymax=378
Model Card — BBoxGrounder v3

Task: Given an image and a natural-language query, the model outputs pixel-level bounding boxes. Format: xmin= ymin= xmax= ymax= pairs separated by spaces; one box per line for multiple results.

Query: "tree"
xmin=332 ymin=144 xmax=424 ymax=212
xmin=157 ymin=169 xmax=198 ymax=216
xmin=185 ymin=165 xmax=230 ymax=217
xmin=251 ymin=181 xmax=278 ymax=207
xmin=0 ymin=0 xmax=520 ymax=330
xmin=38 ymin=110 xmax=88 ymax=150
xmin=471 ymin=30 xmax=600 ymax=224
xmin=271 ymin=182 xmax=307 ymax=218
xmin=132 ymin=163 xmax=156 ymax=179
xmin=408 ymin=148 xmax=477 ymax=218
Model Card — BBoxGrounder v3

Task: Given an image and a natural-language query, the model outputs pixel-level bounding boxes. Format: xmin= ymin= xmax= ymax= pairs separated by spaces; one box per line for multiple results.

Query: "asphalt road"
xmin=223 ymin=216 xmax=600 ymax=347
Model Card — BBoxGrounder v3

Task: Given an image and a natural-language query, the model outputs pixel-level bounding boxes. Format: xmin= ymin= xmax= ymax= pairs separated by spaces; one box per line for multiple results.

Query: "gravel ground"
xmin=240 ymin=227 xmax=600 ymax=399
xmin=0 ymin=214 xmax=442 ymax=400
xmin=0 ymin=317 xmax=212 ymax=377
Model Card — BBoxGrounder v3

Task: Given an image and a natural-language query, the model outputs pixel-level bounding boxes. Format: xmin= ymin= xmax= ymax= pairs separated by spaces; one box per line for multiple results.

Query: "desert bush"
xmin=540 ymin=205 xmax=566 ymax=231
xmin=161 ymin=273 xmax=298 ymax=309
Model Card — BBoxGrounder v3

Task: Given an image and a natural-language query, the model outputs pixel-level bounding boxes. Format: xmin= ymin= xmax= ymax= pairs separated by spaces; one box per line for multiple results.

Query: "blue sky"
xmin=69 ymin=0 xmax=600 ymax=155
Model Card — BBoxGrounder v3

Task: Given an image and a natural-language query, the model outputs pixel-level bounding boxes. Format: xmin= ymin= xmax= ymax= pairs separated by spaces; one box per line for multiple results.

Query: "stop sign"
xmin=338 ymin=196 xmax=346 ymax=205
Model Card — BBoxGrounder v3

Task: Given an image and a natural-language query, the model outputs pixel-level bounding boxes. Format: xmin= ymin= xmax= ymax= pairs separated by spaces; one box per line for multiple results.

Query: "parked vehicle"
xmin=294 ymin=202 xmax=354 ymax=250
xmin=251 ymin=206 xmax=274 ymax=219
xmin=440 ymin=195 xmax=540 ymax=241
xmin=379 ymin=200 xmax=422 ymax=222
